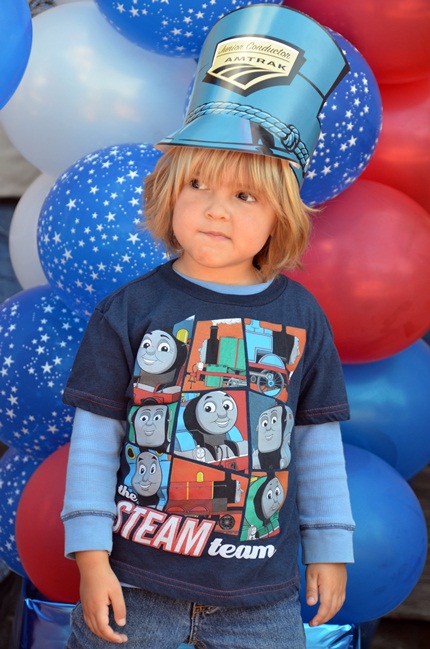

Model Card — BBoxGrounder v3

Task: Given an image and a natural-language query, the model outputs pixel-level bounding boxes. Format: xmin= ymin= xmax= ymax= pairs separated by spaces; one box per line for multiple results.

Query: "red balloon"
xmin=362 ymin=78 xmax=430 ymax=214
xmin=283 ymin=0 xmax=430 ymax=84
xmin=286 ymin=180 xmax=430 ymax=363
xmin=16 ymin=443 xmax=80 ymax=603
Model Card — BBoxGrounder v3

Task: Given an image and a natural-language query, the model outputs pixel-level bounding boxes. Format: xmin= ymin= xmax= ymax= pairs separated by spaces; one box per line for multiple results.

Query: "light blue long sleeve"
xmin=295 ymin=422 xmax=355 ymax=564
xmin=61 ymin=408 xmax=126 ymax=558
xmin=62 ymin=410 xmax=354 ymax=563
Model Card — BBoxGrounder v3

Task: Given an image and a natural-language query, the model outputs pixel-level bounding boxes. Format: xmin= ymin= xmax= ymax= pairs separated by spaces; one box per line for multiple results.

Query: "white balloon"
xmin=0 ymin=1 xmax=196 ymax=176
xmin=9 ymin=174 xmax=54 ymax=289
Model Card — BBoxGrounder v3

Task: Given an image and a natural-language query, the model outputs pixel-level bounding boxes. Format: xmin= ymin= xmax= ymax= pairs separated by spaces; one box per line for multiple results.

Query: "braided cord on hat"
xmin=185 ymin=101 xmax=310 ymax=172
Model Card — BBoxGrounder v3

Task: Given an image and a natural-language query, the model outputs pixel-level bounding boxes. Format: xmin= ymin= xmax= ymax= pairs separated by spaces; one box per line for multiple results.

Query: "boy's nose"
xmin=205 ymin=193 xmax=230 ymax=220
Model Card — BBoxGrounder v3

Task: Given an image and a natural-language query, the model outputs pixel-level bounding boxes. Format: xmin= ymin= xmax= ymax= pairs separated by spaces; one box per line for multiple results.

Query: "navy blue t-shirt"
xmin=63 ymin=261 xmax=349 ymax=607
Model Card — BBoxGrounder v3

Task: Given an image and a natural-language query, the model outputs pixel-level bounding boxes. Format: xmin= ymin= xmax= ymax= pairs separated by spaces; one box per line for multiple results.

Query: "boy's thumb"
xmin=306 ymin=572 xmax=318 ymax=606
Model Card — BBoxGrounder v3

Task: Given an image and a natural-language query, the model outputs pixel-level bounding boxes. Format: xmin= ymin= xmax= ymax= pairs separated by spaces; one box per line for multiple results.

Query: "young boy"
xmin=62 ymin=6 xmax=355 ymax=648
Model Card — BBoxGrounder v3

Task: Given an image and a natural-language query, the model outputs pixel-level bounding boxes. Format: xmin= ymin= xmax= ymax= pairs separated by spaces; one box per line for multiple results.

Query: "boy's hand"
xmin=305 ymin=563 xmax=347 ymax=627
xmin=75 ymin=550 xmax=128 ymax=644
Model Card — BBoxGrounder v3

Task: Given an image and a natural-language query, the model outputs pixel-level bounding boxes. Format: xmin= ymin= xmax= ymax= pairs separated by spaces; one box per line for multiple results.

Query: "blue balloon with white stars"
xmin=94 ymin=0 xmax=281 ymax=58
xmin=0 ymin=447 xmax=42 ymax=576
xmin=301 ymin=31 xmax=382 ymax=207
xmin=38 ymin=143 xmax=165 ymax=320
xmin=0 ymin=285 xmax=87 ymax=458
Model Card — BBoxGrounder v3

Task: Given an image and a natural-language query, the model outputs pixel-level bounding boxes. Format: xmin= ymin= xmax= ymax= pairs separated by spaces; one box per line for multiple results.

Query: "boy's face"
xmin=172 ymin=166 xmax=277 ymax=284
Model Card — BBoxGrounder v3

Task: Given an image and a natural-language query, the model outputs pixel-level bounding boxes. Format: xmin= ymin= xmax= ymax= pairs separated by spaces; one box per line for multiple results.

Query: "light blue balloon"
xmin=0 ymin=285 xmax=87 ymax=458
xmin=94 ymin=0 xmax=280 ymax=58
xmin=0 ymin=0 xmax=32 ymax=109
xmin=0 ymin=447 xmax=42 ymax=576
xmin=38 ymin=144 xmax=165 ymax=319
xmin=301 ymin=31 xmax=382 ymax=206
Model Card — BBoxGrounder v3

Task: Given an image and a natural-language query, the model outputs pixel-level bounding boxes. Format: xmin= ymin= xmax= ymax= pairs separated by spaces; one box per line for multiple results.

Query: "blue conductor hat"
xmin=157 ymin=4 xmax=349 ymax=186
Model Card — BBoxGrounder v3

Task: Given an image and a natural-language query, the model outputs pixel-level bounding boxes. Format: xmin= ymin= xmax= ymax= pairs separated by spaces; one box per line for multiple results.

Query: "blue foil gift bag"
xmin=9 ymin=580 xmax=74 ymax=649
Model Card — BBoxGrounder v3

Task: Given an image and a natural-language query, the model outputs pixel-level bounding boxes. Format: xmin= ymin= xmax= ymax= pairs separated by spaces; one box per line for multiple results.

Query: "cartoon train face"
xmin=133 ymin=329 xmax=188 ymax=404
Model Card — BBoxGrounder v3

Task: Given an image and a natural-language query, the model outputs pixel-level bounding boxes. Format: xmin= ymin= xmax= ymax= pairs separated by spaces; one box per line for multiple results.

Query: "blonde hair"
xmin=143 ymin=147 xmax=314 ymax=280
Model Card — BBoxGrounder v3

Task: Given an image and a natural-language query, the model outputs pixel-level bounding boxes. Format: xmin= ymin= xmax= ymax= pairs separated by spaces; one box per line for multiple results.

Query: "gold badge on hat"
xmin=204 ymin=35 xmax=305 ymax=95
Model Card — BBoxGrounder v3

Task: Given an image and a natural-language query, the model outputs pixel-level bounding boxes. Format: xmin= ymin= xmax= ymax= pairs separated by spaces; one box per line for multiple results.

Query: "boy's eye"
xmin=237 ymin=191 xmax=256 ymax=203
xmin=190 ymin=178 xmax=208 ymax=190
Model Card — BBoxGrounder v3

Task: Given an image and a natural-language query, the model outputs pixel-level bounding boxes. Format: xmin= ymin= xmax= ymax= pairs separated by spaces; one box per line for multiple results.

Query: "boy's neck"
xmin=172 ymin=258 xmax=263 ymax=286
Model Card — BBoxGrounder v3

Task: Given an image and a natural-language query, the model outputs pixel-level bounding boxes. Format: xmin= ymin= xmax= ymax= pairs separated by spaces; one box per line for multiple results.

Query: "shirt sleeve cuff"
xmin=301 ymin=526 xmax=355 ymax=564
xmin=63 ymin=513 xmax=115 ymax=560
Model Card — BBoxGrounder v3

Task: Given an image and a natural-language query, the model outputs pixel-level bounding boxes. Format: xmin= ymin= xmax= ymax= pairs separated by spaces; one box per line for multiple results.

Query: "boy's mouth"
xmin=202 ymin=230 xmax=229 ymax=240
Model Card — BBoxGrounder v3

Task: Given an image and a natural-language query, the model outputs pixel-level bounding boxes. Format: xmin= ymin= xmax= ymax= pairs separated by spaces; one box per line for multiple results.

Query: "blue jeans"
xmin=66 ymin=587 xmax=306 ymax=649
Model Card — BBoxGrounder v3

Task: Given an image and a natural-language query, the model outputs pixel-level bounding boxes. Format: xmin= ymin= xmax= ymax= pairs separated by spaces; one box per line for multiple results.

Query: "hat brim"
xmin=156 ymin=113 xmax=319 ymax=186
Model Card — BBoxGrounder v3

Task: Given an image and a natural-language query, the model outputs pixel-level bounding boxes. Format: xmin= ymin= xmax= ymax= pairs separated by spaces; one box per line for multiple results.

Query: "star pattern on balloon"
xmin=0 ymin=448 xmax=41 ymax=575
xmin=38 ymin=144 xmax=166 ymax=319
xmin=0 ymin=286 xmax=86 ymax=457
xmin=96 ymin=0 xmax=279 ymax=58
xmin=301 ymin=34 xmax=382 ymax=206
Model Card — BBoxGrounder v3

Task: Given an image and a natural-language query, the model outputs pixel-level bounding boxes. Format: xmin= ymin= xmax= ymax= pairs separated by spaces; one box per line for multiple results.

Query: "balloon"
xmin=286 ymin=180 xmax=430 ymax=363
xmin=282 ymin=0 xmax=430 ymax=84
xmin=0 ymin=1 xmax=196 ymax=177
xmin=9 ymin=174 xmax=53 ymax=290
xmin=341 ymin=340 xmax=430 ymax=480
xmin=0 ymin=0 xmax=32 ymax=110
xmin=301 ymin=31 xmax=381 ymax=207
xmin=94 ymin=0 xmax=280 ymax=59
xmin=362 ymin=78 xmax=430 ymax=215
xmin=0 ymin=285 xmax=87 ymax=457
xmin=0 ymin=447 xmax=42 ymax=576
xmin=38 ymin=143 xmax=165 ymax=319
xmin=299 ymin=445 xmax=428 ymax=624
xmin=16 ymin=444 xmax=80 ymax=603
